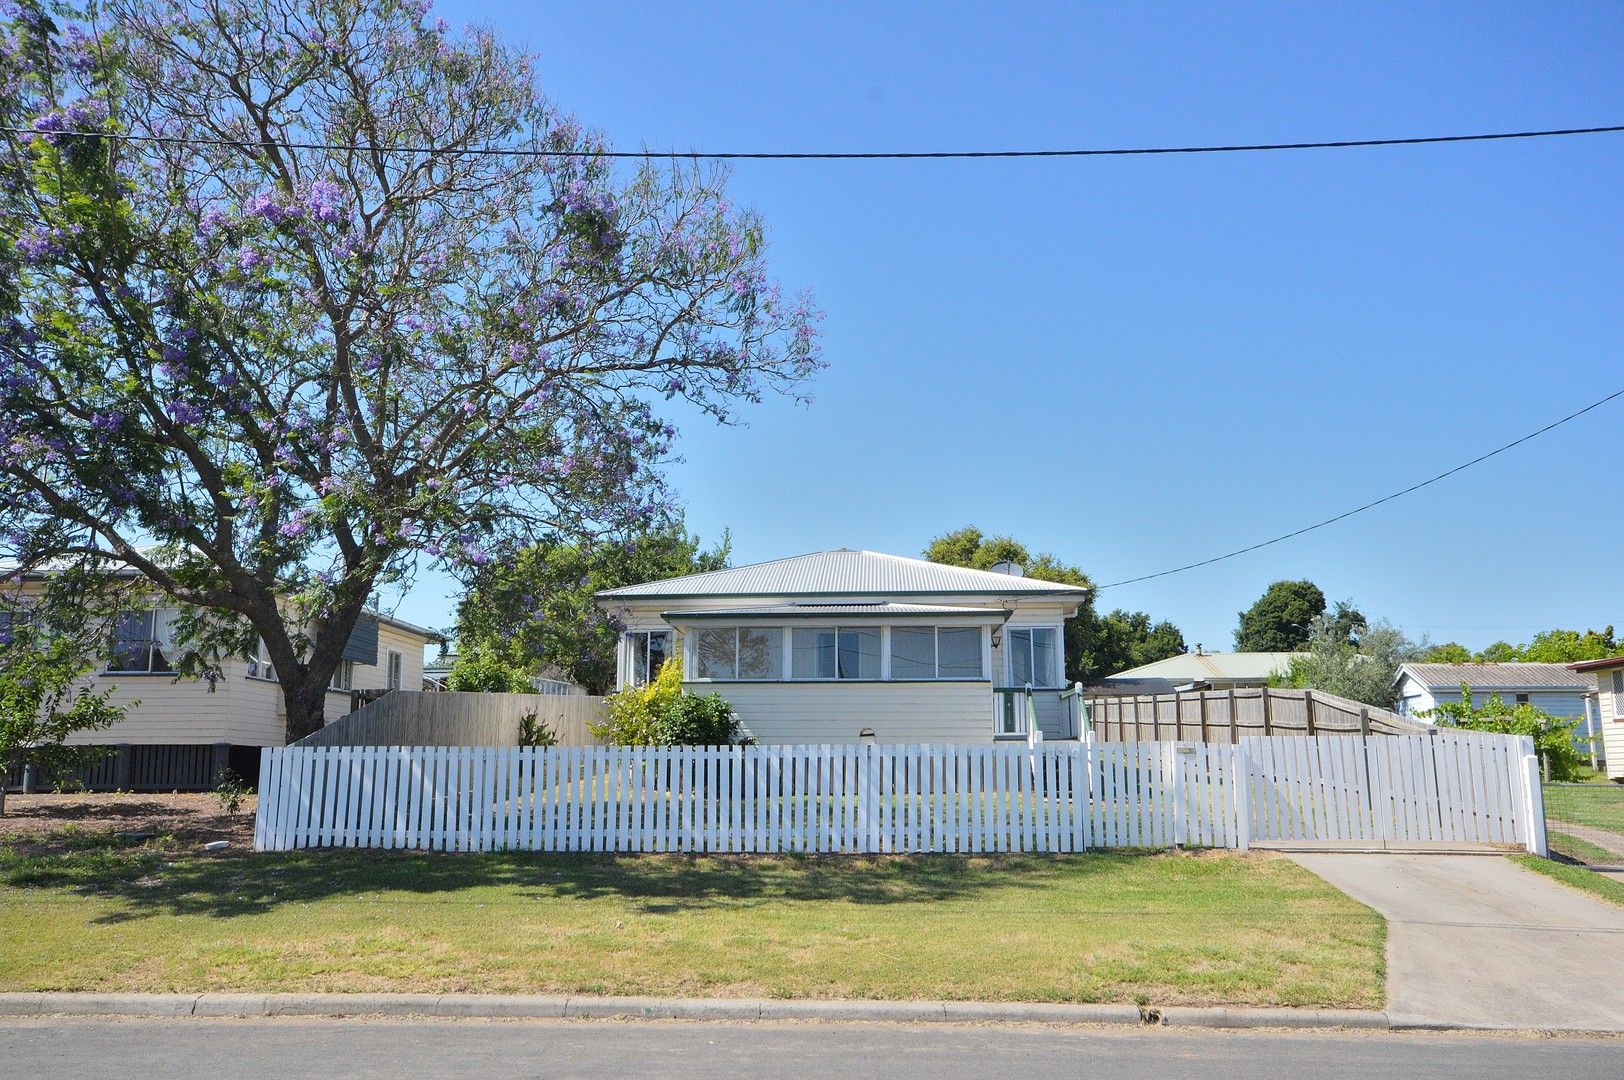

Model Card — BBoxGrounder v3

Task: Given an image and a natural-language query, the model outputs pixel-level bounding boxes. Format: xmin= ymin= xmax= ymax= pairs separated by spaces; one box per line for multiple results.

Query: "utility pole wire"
xmin=1096 ymin=386 xmax=1624 ymax=590
xmin=1 ymin=123 xmax=1621 ymax=160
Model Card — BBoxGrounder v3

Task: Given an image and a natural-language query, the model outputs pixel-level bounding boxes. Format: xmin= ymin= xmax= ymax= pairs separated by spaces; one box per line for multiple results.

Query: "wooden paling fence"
xmin=1085 ymin=687 xmax=1428 ymax=742
xmin=255 ymin=732 xmax=1546 ymax=856
xmin=296 ymin=691 xmax=607 ymax=748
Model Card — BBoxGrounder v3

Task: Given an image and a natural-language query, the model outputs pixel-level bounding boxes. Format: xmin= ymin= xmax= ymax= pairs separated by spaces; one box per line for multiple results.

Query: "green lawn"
xmin=1544 ymin=783 xmax=1624 ymax=835
xmin=0 ymin=838 xmax=1384 ymax=1008
xmin=1547 ymin=829 xmax=1618 ymax=866
xmin=1513 ymin=854 xmax=1624 ymax=909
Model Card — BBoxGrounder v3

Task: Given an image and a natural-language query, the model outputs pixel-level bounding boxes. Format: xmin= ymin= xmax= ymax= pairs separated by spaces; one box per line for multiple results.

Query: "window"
xmin=694 ymin=626 xmax=784 ymax=680
xmin=108 ymin=609 xmax=175 ymax=673
xmin=1006 ymin=627 xmax=1060 ymax=687
xmin=1514 ymin=693 xmax=1531 ymax=706
xmin=0 ymin=608 xmax=31 ymax=646
xmin=792 ymin=627 xmax=880 ymax=680
xmin=890 ymin=626 xmax=984 ymax=679
xmin=386 ymin=649 xmax=403 ymax=691
xmin=331 ymin=659 xmax=356 ymax=692
xmin=245 ymin=640 xmax=277 ymax=682
xmin=627 ymin=630 xmax=674 ymax=686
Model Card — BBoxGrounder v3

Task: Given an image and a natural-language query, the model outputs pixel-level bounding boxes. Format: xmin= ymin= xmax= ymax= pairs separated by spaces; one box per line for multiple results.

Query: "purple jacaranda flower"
xmin=304 ymin=180 xmax=345 ymax=224
xmin=278 ymin=511 xmax=311 ymax=538
xmin=165 ymin=399 xmax=203 ymax=425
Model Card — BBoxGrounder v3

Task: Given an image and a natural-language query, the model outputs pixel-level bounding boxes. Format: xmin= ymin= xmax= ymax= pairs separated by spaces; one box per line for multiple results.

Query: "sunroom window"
xmin=627 ymin=630 xmax=674 ymax=686
xmin=694 ymin=627 xmax=784 ymax=680
xmin=890 ymin=627 xmax=983 ymax=679
xmin=1006 ymin=627 xmax=1060 ymax=687
xmin=792 ymin=627 xmax=879 ymax=680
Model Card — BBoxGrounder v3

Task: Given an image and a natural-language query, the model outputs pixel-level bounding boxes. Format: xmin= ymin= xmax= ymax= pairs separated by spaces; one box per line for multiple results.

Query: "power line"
xmin=2 ymin=123 xmax=1622 ymax=160
xmin=1096 ymin=386 xmax=1624 ymax=591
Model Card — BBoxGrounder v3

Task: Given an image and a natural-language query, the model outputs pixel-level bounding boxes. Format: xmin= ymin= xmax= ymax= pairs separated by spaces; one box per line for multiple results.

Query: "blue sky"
xmin=402 ymin=0 xmax=1624 ymax=654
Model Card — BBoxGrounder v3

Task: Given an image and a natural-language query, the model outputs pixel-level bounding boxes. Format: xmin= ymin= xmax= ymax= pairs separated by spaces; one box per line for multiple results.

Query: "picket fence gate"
xmin=253 ymin=732 xmax=1547 ymax=856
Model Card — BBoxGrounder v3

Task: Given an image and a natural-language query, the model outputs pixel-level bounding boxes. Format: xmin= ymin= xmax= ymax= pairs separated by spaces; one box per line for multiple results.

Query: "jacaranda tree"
xmin=0 ymin=1 xmax=821 ymax=741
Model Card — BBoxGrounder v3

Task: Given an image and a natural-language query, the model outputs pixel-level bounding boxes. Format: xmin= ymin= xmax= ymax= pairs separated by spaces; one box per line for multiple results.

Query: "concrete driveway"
xmin=1291 ymin=853 xmax=1624 ymax=1031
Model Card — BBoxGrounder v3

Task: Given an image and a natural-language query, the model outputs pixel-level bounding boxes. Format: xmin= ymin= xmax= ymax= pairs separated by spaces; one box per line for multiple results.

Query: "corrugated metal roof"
xmin=1570 ymin=654 xmax=1624 ymax=673
xmin=1399 ymin=663 xmax=1592 ymax=691
xmin=599 ymin=549 xmax=1091 ymax=600
xmin=661 ymin=602 xmax=1011 ymax=620
xmin=1100 ymin=652 xmax=1302 ymax=682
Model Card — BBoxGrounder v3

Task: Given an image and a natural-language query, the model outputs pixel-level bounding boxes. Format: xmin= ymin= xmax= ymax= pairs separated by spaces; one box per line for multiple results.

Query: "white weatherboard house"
xmin=596 ymin=549 xmax=1090 ymax=743
xmin=1567 ymin=655 xmax=1624 ymax=777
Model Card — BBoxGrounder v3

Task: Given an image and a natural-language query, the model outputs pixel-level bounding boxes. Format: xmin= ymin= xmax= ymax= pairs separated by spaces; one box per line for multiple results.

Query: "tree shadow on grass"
xmin=1 ymin=839 xmax=1149 ymax=923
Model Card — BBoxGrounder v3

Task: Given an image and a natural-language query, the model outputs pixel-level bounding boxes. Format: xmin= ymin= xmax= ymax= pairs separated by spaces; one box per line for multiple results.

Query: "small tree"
xmin=0 ymin=623 xmax=128 ymax=814
xmin=444 ymin=642 xmax=536 ymax=694
xmin=1423 ymin=687 xmax=1580 ymax=781
xmin=1273 ymin=615 xmax=1422 ymax=709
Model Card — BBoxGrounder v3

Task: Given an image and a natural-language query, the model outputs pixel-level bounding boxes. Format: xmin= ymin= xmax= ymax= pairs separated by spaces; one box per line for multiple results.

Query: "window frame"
xmin=245 ymin=639 xmax=278 ymax=682
xmin=791 ymin=625 xmax=882 ymax=681
xmin=624 ymin=629 xmax=675 ymax=687
xmin=385 ymin=649 xmax=403 ymax=691
xmin=691 ymin=625 xmax=785 ymax=681
xmin=888 ymin=625 xmax=985 ymax=681
xmin=330 ymin=658 xmax=356 ymax=692
xmin=1004 ymin=624 xmax=1063 ymax=689
xmin=106 ymin=607 xmax=176 ymax=675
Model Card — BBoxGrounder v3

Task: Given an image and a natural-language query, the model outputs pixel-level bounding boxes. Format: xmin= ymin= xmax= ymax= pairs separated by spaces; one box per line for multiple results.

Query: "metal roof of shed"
xmin=599 ymin=549 xmax=1090 ymax=600
xmin=1398 ymin=663 xmax=1592 ymax=691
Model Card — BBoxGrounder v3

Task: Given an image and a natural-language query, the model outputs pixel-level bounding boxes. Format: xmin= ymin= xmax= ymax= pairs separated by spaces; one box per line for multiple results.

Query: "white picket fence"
xmin=253 ymin=732 xmax=1547 ymax=855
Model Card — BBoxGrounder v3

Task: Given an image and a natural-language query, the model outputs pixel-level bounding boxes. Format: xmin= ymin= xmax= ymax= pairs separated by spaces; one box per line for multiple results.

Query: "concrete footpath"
xmin=1290 ymin=853 xmax=1624 ymax=1032
xmin=0 ymin=992 xmax=1387 ymax=1030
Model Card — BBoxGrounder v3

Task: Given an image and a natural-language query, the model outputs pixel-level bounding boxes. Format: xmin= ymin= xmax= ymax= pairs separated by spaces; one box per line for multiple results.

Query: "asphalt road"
xmin=0 ymin=1019 xmax=1618 ymax=1079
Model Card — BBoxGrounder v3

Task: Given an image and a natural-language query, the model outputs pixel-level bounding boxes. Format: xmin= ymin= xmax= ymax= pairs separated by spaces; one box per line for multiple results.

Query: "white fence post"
xmin=1519 ymin=737 xmax=1549 ymax=857
xmin=1231 ymin=743 xmax=1251 ymax=852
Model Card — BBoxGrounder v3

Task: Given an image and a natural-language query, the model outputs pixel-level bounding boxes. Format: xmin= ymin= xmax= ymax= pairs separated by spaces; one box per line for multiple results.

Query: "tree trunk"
xmin=282 ymin=675 xmax=330 ymax=745
xmin=0 ymin=787 xmax=7 ymax=817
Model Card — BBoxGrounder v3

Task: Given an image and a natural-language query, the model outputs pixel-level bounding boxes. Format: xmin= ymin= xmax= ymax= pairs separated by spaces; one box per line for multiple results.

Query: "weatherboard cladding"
xmin=1400 ymin=663 xmax=1593 ymax=691
xmin=598 ymin=549 xmax=1090 ymax=600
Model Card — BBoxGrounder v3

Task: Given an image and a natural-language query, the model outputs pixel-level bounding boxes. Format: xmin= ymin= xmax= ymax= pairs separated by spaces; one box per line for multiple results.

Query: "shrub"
xmin=444 ymin=643 xmax=535 ymax=693
xmin=213 ymin=768 xmax=250 ymax=815
xmin=653 ymin=691 xmax=747 ymax=746
xmin=519 ymin=710 xmax=558 ymax=748
xmin=1422 ymin=687 xmax=1582 ymax=781
xmin=594 ymin=657 xmax=685 ymax=745
xmin=593 ymin=659 xmax=750 ymax=746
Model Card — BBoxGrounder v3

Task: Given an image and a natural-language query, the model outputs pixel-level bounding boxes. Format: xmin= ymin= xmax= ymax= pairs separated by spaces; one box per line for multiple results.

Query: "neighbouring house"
xmin=1 ymin=570 xmax=439 ymax=790
xmin=595 ymin=548 xmax=1091 ymax=743
xmin=1394 ymin=661 xmax=1602 ymax=765
xmin=1094 ymin=648 xmax=1302 ymax=692
xmin=1567 ymin=655 xmax=1624 ymax=778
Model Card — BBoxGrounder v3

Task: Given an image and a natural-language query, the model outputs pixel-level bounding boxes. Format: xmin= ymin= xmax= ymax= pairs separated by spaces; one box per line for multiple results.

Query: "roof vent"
xmin=989 ymin=561 xmax=1025 ymax=578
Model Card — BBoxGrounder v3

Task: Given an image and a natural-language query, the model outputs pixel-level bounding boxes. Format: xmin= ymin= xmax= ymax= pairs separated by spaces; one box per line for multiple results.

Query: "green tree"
xmin=0 ymin=2 xmax=819 ymax=741
xmin=1273 ymin=615 xmax=1423 ymax=709
xmin=1476 ymin=641 xmax=1522 ymax=663
xmin=0 ymin=621 xmax=128 ymax=815
xmin=922 ymin=527 xmax=1185 ymax=682
xmin=1422 ymin=642 xmax=1473 ymax=664
xmin=1519 ymin=627 xmax=1617 ymax=664
xmin=456 ymin=522 xmax=729 ymax=695
xmin=1235 ymin=580 xmax=1326 ymax=652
